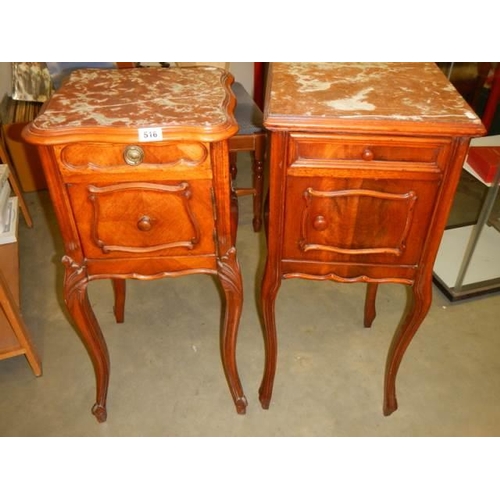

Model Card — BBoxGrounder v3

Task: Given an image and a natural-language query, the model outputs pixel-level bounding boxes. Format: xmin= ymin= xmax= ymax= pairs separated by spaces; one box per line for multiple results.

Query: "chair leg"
xmin=230 ymin=188 xmax=239 ymax=245
xmin=364 ymin=282 xmax=378 ymax=327
xmin=229 ymin=151 xmax=238 ymax=181
xmin=251 ymin=151 xmax=264 ymax=232
xmin=112 ymin=279 xmax=126 ymax=323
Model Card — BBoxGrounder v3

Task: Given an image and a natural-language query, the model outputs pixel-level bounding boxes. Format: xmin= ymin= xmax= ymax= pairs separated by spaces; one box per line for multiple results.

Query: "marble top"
xmin=265 ymin=63 xmax=485 ymax=136
xmin=24 ymin=66 xmax=238 ymax=144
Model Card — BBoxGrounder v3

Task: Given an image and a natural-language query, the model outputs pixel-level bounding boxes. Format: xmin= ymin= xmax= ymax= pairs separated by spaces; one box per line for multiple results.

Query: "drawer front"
xmin=56 ymin=141 xmax=212 ymax=181
xmin=282 ymin=176 xmax=441 ymax=266
xmin=67 ymin=179 xmax=216 ymax=258
xmin=289 ymin=133 xmax=450 ymax=170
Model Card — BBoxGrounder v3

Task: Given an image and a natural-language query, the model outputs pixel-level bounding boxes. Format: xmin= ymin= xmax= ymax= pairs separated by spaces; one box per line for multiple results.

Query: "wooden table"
xmin=23 ymin=66 xmax=247 ymax=422
xmin=259 ymin=63 xmax=485 ymax=415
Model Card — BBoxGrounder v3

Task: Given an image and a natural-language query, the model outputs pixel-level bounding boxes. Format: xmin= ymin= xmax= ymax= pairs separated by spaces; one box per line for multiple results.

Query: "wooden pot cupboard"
xmin=259 ymin=63 xmax=485 ymax=415
xmin=23 ymin=66 xmax=247 ymax=422
xmin=23 ymin=62 xmax=486 ymax=421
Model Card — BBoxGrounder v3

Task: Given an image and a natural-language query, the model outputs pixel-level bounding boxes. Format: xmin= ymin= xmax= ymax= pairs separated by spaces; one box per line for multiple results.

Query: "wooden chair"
xmin=111 ymin=64 xmax=267 ymax=328
xmin=229 ymin=81 xmax=266 ymax=232
xmin=175 ymin=62 xmax=267 ymax=232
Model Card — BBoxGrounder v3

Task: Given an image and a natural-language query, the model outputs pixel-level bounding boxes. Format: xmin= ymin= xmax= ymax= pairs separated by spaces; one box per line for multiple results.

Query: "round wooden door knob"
xmin=137 ymin=216 xmax=152 ymax=231
xmin=362 ymin=148 xmax=374 ymax=161
xmin=313 ymin=215 xmax=328 ymax=231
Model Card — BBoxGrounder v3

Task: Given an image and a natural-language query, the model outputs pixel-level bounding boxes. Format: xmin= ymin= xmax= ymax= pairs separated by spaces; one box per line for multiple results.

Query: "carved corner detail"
xmin=217 ymin=247 xmax=243 ymax=295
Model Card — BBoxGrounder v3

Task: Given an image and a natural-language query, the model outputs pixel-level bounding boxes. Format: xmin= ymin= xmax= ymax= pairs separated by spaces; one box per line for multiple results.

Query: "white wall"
xmin=228 ymin=62 xmax=254 ymax=96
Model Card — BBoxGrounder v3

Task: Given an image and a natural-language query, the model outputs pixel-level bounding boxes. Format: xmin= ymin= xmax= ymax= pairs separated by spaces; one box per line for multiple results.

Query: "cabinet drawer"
xmin=282 ymin=176 xmax=440 ymax=266
xmin=67 ymin=179 xmax=216 ymax=258
xmin=289 ymin=134 xmax=450 ymax=170
xmin=56 ymin=141 xmax=211 ymax=179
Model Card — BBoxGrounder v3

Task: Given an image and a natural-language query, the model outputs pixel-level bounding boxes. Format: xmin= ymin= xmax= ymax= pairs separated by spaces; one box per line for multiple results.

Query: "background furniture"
xmin=175 ymin=63 xmax=266 ymax=231
xmin=439 ymin=62 xmax=499 ymax=133
xmin=229 ymin=82 xmax=266 ymax=232
xmin=481 ymin=64 xmax=500 ymax=132
xmin=0 ymin=155 xmax=38 ymax=373
xmin=23 ymin=66 xmax=247 ymax=422
xmin=433 ymin=134 xmax=500 ymax=300
xmin=0 ymin=131 xmax=33 ymax=227
xmin=252 ymin=62 xmax=266 ymax=111
xmin=0 ymin=196 xmax=41 ymax=375
xmin=259 ymin=63 xmax=485 ymax=416
xmin=1 ymin=63 xmax=49 ymax=193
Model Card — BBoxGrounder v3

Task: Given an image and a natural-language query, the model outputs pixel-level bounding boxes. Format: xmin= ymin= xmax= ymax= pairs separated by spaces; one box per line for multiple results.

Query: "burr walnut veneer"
xmin=23 ymin=67 xmax=247 ymax=422
xmin=260 ymin=63 xmax=485 ymax=415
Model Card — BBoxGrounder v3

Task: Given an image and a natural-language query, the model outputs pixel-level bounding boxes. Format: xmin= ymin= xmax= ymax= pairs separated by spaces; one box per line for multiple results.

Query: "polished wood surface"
xmin=23 ymin=66 xmax=247 ymax=422
xmin=260 ymin=63 xmax=485 ymax=415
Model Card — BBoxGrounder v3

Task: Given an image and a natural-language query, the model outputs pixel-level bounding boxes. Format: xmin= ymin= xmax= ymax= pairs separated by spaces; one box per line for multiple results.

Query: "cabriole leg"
xmin=259 ymin=262 xmax=281 ymax=409
xmin=63 ymin=257 xmax=110 ymax=423
xmin=217 ymin=248 xmax=247 ymax=415
xmin=383 ymin=278 xmax=432 ymax=416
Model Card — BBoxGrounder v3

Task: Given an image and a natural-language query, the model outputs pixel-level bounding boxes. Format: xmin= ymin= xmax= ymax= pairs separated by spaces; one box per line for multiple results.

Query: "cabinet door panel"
xmin=283 ymin=176 xmax=441 ymax=266
xmin=67 ymin=180 xmax=216 ymax=258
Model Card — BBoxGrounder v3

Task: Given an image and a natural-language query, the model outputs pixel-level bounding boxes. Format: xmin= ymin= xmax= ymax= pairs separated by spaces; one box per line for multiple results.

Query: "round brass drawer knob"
xmin=313 ymin=215 xmax=328 ymax=231
xmin=124 ymin=145 xmax=144 ymax=166
xmin=137 ymin=216 xmax=152 ymax=231
xmin=362 ymin=148 xmax=374 ymax=161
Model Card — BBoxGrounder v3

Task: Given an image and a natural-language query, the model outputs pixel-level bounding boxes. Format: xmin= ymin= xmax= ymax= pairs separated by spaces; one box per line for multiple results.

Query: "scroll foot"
xmin=235 ymin=396 xmax=248 ymax=415
xmin=383 ymin=395 xmax=398 ymax=416
xmin=92 ymin=403 xmax=107 ymax=423
xmin=259 ymin=389 xmax=271 ymax=410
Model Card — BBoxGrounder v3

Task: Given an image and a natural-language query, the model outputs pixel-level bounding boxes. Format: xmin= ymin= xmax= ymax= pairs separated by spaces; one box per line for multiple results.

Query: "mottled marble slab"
xmin=265 ymin=63 xmax=485 ymax=135
xmin=25 ymin=66 xmax=237 ymax=143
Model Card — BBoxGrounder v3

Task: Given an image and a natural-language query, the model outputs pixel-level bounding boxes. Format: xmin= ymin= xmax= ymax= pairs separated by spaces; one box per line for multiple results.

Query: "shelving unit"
xmin=0 ymin=195 xmax=41 ymax=375
xmin=433 ymin=135 xmax=500 ymax=300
